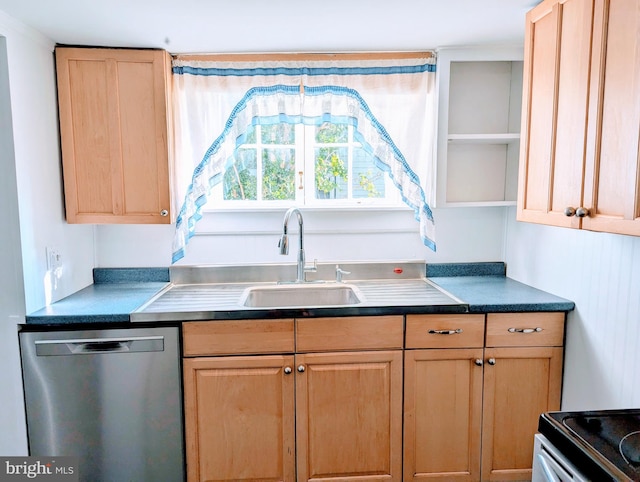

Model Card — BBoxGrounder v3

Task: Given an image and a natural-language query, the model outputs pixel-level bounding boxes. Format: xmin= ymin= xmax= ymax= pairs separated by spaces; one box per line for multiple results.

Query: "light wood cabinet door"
xmin=480 ymin=346 xmax=563 ymax=481
xmin=517 ymin=0 xmax=595 ymax=228
xmin=582 ymin=0 xmax=640 ymax=235
xmin=295 ymin=350 xmax=403 ymax=482
xmin=56 ymin=47 xmax=172 ymax=224
xmin=183 ymin=355 xmax=295 ymax=482
xmin=403 ymin=348 xmax=484 ymax=482
xmin=518 ymin=0 xmax=640 ymax=236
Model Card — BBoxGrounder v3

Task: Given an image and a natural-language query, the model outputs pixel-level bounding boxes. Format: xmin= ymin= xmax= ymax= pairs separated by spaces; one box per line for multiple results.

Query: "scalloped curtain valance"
xmin=171 ymin=53 xmax=437 ymax=263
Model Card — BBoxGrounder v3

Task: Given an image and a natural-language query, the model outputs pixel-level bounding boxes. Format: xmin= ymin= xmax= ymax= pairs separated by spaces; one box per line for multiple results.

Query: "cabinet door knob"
xmin=160 ymin=209 xmax=169 ymax=217
xmin=297 ymin=365 xmax=305 ymax=373
xmin=474 ymin=359 xmax=483 ymax=366
xmin=487 ymin=358 xmax=496 ymax=366
xmin=284 ymin=367 xmax=292 ymax=375
xmin=575 ymin=207 xmax=589 ymax=218
xmin=564 ymin=207 xmax=589 ymax=218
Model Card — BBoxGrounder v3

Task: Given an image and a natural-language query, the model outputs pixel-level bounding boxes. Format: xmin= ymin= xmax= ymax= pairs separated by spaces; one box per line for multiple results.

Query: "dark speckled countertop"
xmin=427 ymin=262 xmax=575 ymax=313
xmin=25 ymin=268 xmax=170 ymax=325
xmin=23 ymin=263 xmax=575 ymax=326
xmin=429 ymin=276 xmax=575 ymax=312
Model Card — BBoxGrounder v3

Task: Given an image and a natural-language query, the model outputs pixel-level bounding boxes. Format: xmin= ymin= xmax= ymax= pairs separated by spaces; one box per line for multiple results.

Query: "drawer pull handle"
xmin=428 ymin=329 xmax=463 ymax=335
xmin=508 ymin=327 xmax=543 ymax=334
xmin=474 ymin=359 xmax=483 ymax=366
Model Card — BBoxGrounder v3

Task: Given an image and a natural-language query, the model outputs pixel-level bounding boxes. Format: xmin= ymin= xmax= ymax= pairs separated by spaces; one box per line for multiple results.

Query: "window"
xmin=171 ymin=53 xmax=437 ymax=263
xmin=213 ymin=121 xmax=400 ymax=208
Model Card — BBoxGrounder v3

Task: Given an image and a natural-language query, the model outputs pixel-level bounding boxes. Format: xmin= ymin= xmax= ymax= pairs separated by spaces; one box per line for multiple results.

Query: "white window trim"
xmin=208 ymin=123 xmax=403 ymax=210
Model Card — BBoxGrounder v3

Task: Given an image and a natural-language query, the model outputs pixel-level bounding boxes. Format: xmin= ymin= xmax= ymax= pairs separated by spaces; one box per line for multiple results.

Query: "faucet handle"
xmin=335 ymin=265 xmax=351 ymax=283
xmin=305 ymin=259 xmax=318 ymax=273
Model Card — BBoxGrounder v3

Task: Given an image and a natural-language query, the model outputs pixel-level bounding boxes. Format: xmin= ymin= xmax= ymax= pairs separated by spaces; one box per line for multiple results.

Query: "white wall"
xmin=0 ymin=11 xmax=95 ymax=453
xmin=95 ymin=207 xmax=510 ymax=267
xmin=0 ymin=33 xmax=27 ymax=456
xmin=0 ymin=13 xmax=95 ymax=313
xmin=504 ymin=206 xmax=640 ymax=410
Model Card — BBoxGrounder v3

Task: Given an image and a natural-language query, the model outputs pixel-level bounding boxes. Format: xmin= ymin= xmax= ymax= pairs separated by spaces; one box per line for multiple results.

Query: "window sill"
xmin=193 ymin=205 xmax=418 ymax=236
xmin=200 ymin=205 xmax=412 ymax=214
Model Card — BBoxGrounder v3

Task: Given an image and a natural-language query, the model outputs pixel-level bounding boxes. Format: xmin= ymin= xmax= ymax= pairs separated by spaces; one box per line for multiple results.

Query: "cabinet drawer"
xmin=405 ymin=314 xmax=485 ymax=349
xmin=182 ymin=319 xmax=294 ymax=356
xmin=486 ymin=312 xmax=565 ymax=347
xmin=296 ymin=316 xmax=403 ymax=352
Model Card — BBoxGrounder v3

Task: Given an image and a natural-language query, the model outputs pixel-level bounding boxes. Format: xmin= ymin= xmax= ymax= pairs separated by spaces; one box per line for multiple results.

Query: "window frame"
xmin=207 ymin=122 xmax=403 ymax=211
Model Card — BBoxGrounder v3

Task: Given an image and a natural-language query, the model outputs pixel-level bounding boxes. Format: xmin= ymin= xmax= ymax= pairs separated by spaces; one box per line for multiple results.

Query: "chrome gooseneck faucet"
xmin=278 ymin=207 xmax=315 ymax=283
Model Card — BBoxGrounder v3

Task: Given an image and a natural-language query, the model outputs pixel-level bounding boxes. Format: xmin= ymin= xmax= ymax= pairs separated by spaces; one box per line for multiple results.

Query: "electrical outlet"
xmin=46 ymin=247 xmax=62 ymax=271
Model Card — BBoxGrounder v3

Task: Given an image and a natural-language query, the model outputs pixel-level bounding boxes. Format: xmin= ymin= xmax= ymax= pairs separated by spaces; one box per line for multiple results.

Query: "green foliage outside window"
xmin=315 ymin=123 xmax=348 ymax=199
xmin=262 ymin=149 xmax=295 ymax=200
xmin=315 ymin=123 xmax=348 ymax=143
xmin=315 ymin=147 xmax=348 ymax=199
xmin=222 ymin=121 xmax=384 ymax=202
xmin=358 ymin=169 xmax=382 ymax=198
xmin=223 ymin=149 xmax=257 ymax=200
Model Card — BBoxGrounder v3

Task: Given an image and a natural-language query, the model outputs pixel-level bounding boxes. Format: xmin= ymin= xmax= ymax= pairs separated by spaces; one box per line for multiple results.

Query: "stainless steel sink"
xmin=132 ymin=262 xmax=470 ymax=322
xmin=239 ymin=283 xmax=364 ymax=308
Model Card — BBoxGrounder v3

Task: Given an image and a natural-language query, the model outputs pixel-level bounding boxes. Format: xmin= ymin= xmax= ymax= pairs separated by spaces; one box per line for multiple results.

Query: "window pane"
xmin=316 ymin=122 xmax=348 ymax=143
xmin=262 ymin=148 xmax=295 ymax=200
xmin=212 ymin=122 xmax=400 ymax=207
xmin=223 ymin=149 xmax=257 ymax=200
xmin=315 ymin=147 xmax=348 ymax=199
xmin=262 ymin=123 xmax=295 ymax=145
xmin=353 ymin=147 xmax=385 ymax=198
xmin=243 ymin=125 xmax=257 ymax=144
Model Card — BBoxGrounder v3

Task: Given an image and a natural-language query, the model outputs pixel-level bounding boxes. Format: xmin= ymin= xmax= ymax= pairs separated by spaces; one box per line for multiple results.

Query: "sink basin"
xmin=239 ymin=283 xmax=364 ymax=308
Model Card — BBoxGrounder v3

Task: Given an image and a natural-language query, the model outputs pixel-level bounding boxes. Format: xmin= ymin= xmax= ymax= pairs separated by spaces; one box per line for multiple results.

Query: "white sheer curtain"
xmin=171 ymin=54 xmax=437 ymax=263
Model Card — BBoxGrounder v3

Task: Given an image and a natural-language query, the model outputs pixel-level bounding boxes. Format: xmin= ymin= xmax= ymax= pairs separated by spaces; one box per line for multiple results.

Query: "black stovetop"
xmin=539 ymin=409 xmax=640 ymax=481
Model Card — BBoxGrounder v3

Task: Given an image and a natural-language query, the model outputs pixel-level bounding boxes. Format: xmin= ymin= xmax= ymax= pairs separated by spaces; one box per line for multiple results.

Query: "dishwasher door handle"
xmin=35 ymin=336 xmax=165 ymax=356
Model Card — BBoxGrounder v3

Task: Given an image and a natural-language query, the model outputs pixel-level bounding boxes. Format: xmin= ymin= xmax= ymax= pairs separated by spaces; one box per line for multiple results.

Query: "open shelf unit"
xmin=436 ymin=47 xmax=524 ymax=207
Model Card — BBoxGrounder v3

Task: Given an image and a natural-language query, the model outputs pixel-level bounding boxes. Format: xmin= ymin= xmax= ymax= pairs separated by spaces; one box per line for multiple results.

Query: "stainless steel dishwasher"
xmin=20 ymin=326 xmax=184 ymax=482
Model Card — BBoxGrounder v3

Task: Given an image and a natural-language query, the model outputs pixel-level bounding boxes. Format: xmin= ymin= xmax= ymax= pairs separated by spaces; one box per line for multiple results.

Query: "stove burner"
xmin=560 ymin=412 xmax=640 ymax=480
xmin=620 ymin=431 xmax=640 ymax=467
xmin=576 ymin=415 xmax=602 ymax=432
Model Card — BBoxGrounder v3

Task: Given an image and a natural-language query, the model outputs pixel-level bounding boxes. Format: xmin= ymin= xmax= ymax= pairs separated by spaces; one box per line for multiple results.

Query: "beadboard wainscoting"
xmin=505 ymin=206 xmax=640 ymax=409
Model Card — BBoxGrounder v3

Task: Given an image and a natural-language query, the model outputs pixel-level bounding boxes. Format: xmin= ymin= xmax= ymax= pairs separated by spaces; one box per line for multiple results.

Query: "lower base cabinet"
xmin=296 ymin=351 xmax=403 ymax=481
xmin=183 ymin=355 xmax=296 ymax=482
xmin=403 ymin=313 xmax=565 ymax=482
xmin=183 ymin=313 xmax=564 ymax=482
xmin=404 ymin=348 xmax=485 ymax=481
xmin=481 ymin=346 xmax=563 ymax=481
xmin=182 ymin=316 xmax=404 ymax=482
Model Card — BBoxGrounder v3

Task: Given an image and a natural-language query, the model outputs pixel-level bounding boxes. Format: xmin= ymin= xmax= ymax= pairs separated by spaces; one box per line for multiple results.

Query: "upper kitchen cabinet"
xmin=55 ymin=47 xmax=173 ymax=224
xmin=436 ymin=47 xmax=524 ymax=207
xmin=518 ymin=0 xmax=640 ymax=236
